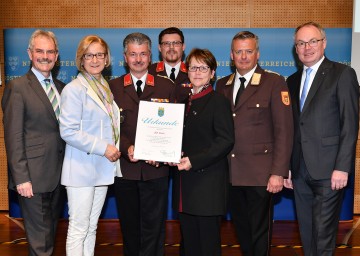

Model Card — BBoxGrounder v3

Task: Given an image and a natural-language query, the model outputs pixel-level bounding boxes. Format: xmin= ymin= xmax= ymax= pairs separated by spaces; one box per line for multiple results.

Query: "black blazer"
xmin=172 ymin=89 xmax=234 ymax=216
xmin=2 ymin=70 xmax=65 ymax=193
xmin=287 ymin=58 xmax=359 ymax=179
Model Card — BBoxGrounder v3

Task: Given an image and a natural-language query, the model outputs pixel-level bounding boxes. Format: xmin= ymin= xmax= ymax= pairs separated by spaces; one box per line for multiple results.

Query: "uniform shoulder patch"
xmin=281 ymin=91 xmax=290 ymax=106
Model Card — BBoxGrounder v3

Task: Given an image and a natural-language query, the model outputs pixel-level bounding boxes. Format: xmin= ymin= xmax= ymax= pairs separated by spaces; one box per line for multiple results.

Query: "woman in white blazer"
xmin=59 ymin=35 xmax=121 ymax=256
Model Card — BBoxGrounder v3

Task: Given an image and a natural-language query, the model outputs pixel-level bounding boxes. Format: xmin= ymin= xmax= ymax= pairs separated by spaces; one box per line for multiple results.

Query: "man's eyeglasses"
xmin=188 ymin=66 xmax=210 ymax=73
xmin=83 ymin=52 xmax=106 ymax=60
xmin=295 ymin=38 xmax=325 ymax=49
xmin=160 ymin=41 xmax=183 ymax=47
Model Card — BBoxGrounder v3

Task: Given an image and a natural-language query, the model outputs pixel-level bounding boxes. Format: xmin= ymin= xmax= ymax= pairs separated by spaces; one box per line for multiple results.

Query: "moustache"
xmin=37 ymin=58 xmax=52 ymax=64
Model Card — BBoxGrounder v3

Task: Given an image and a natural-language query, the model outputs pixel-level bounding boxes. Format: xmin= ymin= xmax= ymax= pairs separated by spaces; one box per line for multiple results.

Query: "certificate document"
xmin=134 ymin=101 xmax=185 ymax=163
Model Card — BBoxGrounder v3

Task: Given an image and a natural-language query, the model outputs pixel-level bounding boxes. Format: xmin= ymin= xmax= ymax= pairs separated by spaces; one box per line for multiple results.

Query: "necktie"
xmin=300 ymin=68 xmax=313 ymax=111
xmin=235 ymin=77 xmax=246 ymax=105
xmin=170 ymin=68 xmax=176 ymax=82
xmin=44 ymin=79 xmax=60 ymax=119
xmin=136 ymin=80 xmax=143 ymax=97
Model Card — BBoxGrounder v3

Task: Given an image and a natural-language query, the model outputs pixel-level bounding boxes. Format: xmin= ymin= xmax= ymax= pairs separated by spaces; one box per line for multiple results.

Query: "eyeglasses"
xmin=83 ymin=52 xmax=106 ymax=60
xmin=160 ymin=41 xmax=183 ymax=47
xmin=188 ymin=66 xmax=210 ymax=73
xmin=295 ymin=38 xmax=325 ymax=49
xmin=33 ymin=49 xmax=57 ymax=55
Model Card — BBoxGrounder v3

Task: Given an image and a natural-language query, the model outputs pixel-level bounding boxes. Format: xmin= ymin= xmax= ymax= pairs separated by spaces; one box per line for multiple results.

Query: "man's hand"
xmin=331 ymin=170 xmax=348 ymax=190
xmin=267 ymin=175 xmax=284 ymax=193
xmin=177 ymin=157 xmax=192 ymax=171
xmin=17 ymin=182 xmax=33 ymax=198
xmin=145 ymin=160 xmax=160 ymax=167
xmin=127 ymin=145 xmax=139 ymax=162
xmin=284 ymin=170 xmax=293 ymax=189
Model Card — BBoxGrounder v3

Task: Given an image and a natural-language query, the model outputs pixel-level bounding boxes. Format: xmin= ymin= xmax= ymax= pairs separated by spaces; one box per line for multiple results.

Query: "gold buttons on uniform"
xmin=233 ymin=113 xmax=236 ymax=117
xmin=256 ymin=104 xmax=260 ymax=107
xmin=231 ymin=154 xmax=235 ymax=157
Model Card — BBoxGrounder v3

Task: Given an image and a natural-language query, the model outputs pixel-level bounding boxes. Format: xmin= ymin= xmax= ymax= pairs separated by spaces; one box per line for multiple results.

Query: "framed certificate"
xmin=133 ymin=101 xmax=185 ymax=163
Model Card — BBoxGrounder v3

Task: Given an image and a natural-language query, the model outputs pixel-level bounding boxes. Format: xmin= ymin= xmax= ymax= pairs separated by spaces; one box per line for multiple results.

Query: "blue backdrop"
xmin=4 ymin=28 xmax=354 ymax=220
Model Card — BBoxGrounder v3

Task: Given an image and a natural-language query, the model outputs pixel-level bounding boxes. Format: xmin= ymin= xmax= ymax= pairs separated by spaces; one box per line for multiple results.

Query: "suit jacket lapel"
xmin=291 ymin=71 xmax=302 ymax=115
xmin=301 ymin=58 xmax=330 ymax=113
xmin=141 ymin=84 xmax=154 ymax=100
xmin=27 ymin=71 xmax=58 ymax=121
xmin=124 ymin=82 xmax=139 ymax=103
xmin=53 ymin=79 xmax=63 ymax=94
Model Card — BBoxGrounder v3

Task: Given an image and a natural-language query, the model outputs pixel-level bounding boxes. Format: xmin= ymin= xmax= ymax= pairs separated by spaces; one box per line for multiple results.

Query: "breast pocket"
xmin=247 ymin=99 xmax=269 ymax=125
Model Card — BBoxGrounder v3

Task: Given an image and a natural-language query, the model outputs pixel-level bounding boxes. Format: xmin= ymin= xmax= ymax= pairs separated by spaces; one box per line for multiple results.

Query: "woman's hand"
xmin=104 ymin=144 xmax=121 ymax=162
xmin=177 ymin=157 xmax=192 ymax=171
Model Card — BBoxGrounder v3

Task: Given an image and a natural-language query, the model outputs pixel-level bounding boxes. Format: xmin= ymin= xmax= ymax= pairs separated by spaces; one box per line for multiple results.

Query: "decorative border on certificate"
xmin=134 ymin=101 xmax=185 ymax=163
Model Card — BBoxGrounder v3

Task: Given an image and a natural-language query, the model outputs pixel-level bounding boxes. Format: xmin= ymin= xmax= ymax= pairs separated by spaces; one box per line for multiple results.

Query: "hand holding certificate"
xmin=133 ymin=101 xmax=185 ymax=163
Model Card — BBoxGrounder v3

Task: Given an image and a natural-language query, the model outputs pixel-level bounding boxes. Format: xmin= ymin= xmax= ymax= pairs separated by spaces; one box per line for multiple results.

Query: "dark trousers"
xmin=178 ymin=212 xmax=222 ymax=256
xmin=18 ymin=184 xmax=64 ymax=256
xmin=113 ymin=176 xmax=168 ymax=256
xmin=230 ymin=185 xmax=273 ymax=256
xmin=293 ymin=157 xmax=344 ymax=256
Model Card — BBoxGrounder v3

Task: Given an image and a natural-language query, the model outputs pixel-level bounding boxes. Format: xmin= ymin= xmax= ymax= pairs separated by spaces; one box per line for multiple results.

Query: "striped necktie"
xmin=44 ymin=79 xmax=60 ymax=119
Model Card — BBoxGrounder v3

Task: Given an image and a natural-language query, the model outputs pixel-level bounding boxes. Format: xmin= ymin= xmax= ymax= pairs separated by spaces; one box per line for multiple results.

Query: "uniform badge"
xmin=251 ymin=73 xmax=261 ymax=85
xmin=158 ymin=107 xmax=165 ymax=117
xmin=151 ymin=98 xmax=169 ymax=103
xmin=281 ymin=91 xmax=290 ymax=106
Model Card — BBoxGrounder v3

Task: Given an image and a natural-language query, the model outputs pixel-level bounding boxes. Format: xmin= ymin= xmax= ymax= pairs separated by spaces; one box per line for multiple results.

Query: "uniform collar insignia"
xmin=226 ymin=73 xmax=235 ymax=85
xmin=146 ymin=74 xmax=155 ymax=86
xmin=124 ymin=73 xmax=132 ymax=87
xmin=250 ymin=73 xmax=261 ymax=86
xmin=180 ymin=62 xmax=187 ymax=72
xmin=156 ymin=61 xmax=165 ymax=72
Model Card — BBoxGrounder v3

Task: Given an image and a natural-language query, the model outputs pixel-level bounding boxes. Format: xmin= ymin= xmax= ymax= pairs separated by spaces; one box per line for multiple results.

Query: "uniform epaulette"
xmin=265 ymin=69 xmax=281 ymax=76
xmin=225 ymin=73 xmax=236 ymax=85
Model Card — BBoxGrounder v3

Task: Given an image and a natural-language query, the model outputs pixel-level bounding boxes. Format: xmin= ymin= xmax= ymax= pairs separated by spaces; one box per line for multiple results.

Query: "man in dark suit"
xmin=216 ymin=31 xmax=293 ymax=256
xmin=109 ymin=32 xmax=175 ymax=256
xmin=2 ymin=30 xmax=65 ymax=256
xmin=148 ymin=27 xmax=191 ymax=103
xmin=285 ymin=22 xmax=359 ymax=256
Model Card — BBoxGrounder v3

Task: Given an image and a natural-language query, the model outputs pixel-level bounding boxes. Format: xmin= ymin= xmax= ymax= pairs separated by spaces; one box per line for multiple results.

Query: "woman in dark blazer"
xmin=173 ymin=48 xmax=234 ymax=256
